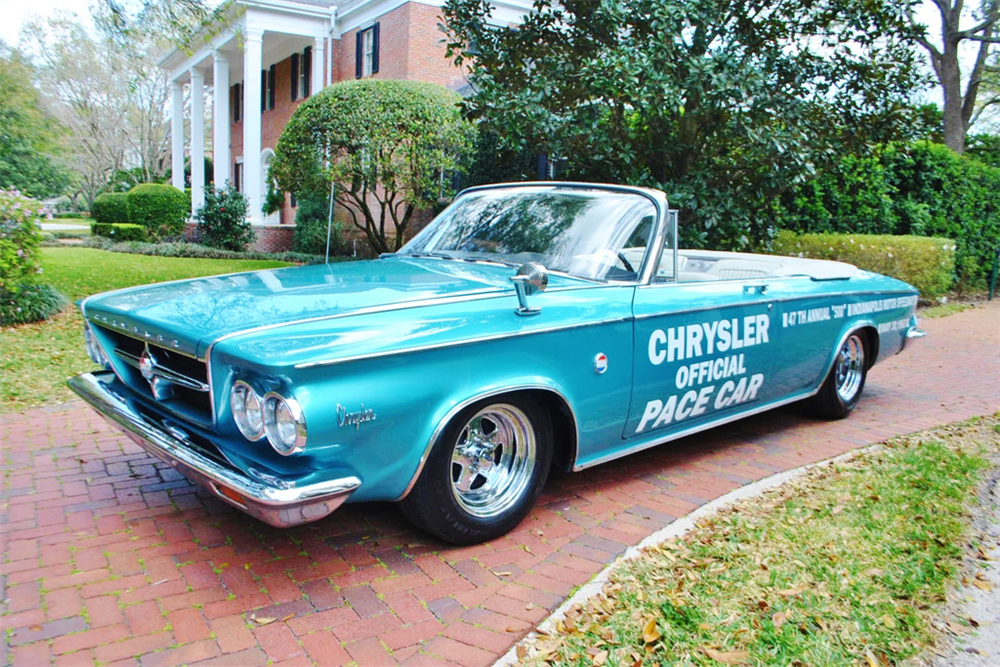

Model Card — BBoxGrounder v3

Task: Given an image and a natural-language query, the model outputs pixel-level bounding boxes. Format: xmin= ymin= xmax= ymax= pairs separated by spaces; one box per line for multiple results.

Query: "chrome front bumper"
xmin=68 ymin=371 xmax=361 ymax=528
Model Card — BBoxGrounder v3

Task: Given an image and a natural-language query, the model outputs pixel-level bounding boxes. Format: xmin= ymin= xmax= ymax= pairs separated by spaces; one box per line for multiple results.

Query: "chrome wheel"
xmin=835 ymin=334 xmax=865 ymax=402
xmin=449 ymin=404 xmax=536 ymax=519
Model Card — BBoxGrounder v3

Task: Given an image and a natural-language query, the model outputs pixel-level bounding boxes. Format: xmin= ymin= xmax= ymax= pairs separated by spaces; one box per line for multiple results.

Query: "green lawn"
xmin=1 ymin=247 xmax=290 ymax=412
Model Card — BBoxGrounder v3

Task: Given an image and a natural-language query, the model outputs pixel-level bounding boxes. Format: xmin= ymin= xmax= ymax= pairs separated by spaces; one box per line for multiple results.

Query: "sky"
xmin=0 ymin=0 xmax=93 ymax=45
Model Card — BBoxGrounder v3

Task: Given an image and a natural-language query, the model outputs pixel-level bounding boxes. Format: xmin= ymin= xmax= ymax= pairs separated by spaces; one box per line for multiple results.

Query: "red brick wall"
xmin=184 ymin=222 xmax=294 ymax=253
xmin=337 ymin=2 xmax=465 ymax=89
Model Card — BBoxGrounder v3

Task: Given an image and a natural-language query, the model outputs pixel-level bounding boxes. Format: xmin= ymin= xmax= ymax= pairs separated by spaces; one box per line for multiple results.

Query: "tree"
xmin=21 ymin=11 xmax=172 ymax=208
xmin=0 ymin=42 xmax=68 ymax=198
xmin=906 ymin=1 xmax=1000 ymax=153
xmin=443 ymin=0 xmax=925 ymax=249
xmin=270 ymin=80 xmax=475 ymax=253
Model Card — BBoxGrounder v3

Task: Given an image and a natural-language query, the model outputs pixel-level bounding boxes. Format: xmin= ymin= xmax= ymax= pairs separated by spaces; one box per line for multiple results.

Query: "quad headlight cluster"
xmin=230 ymin=381 xmax=307 ymax=455
xmin=83 ymin=322 xmax=111 ymax=368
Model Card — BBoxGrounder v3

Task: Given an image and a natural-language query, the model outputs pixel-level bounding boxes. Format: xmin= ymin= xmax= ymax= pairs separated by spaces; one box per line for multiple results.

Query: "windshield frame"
xmin=397 ymin=182 xmax=671 ymax=285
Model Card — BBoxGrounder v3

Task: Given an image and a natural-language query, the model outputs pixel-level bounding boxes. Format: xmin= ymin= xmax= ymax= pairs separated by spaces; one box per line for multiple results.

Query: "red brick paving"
xmin=2 ymin=303 xmax=998 ymax=667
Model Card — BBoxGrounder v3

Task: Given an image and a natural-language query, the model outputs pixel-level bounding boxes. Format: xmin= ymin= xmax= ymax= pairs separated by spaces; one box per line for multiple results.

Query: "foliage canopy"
xmin=270 ymin=79 xmax=475 ymax=253
xmin=443 ymin=0 xmax=926 ymax=249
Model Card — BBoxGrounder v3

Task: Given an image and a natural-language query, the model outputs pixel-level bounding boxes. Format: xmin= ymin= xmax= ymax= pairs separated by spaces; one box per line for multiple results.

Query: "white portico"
xmin=159 ymin=1 xmax=332 ymax=225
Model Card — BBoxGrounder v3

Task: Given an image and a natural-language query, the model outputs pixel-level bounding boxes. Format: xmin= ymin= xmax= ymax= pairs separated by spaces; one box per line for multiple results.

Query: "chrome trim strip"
xmin=574 ymin=390 xmax=816 ymax=470
xmin=632 ymin=288 xmax=919 ymax=321
xmin=68 ymin=371 xmax=360 ymax=528
xmin=905 ymin=327 xmax=927 ymax=339
xmin=293 ymin=316 xmax=633 ymax=369
xmin=394 ymin=383 xmax=580 ymax=502
xmin=114 ymin=349 xmax=210 ymax=392
xmin=573 ymin=324 xmax=878 ymax=471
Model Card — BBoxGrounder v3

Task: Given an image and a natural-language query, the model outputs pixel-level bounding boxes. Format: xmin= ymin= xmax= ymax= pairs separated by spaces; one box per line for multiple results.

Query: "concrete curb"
xmin=493 ymin=444 xmax=882 ymax=667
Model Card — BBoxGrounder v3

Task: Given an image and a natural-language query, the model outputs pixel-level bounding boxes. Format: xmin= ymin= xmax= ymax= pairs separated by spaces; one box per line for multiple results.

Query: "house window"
xmin=261 ymin=67 xmax=275 ymax=112
xmin=232 ymin=82 xmax=242 ymax=123
xmin=356 ymin=24 xmax=379 ymax=78
xmin=234 ymin=161 xmax=243 ymax=192
xmin=291 ymin=47 xmax=313 ymax=101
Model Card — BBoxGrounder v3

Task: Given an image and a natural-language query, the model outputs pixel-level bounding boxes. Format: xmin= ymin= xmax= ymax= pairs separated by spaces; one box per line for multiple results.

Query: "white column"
xmin=243 ymin=29 xmax=264 ymax=224
xmin=171 ymin=81 xmax=185 ymax=191
xmin=312 ymin=37 xmax=325 ymax=95
xmin=213 ymin=52 xmax=231 ymax=188
xmin=190 ymin=68 xmax=206 ymax=217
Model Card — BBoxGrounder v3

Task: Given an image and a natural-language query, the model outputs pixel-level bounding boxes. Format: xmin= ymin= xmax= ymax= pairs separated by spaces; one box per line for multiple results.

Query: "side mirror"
xmin=510 ymin=262 xmax=548 ymax=316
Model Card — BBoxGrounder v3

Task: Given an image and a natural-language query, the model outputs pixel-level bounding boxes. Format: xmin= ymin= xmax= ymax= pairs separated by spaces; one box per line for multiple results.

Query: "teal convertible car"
xmin=70 ymin=183 xmax=925 ymax=544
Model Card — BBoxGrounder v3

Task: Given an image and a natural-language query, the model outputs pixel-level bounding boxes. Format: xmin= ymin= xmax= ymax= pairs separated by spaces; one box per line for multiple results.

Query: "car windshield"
xmin=398 ymin=186 xmax=658 ymax=282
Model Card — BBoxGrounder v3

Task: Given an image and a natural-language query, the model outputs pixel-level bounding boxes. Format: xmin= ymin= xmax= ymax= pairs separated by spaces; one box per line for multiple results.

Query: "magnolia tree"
xmin=443 ymin=0 xmax=926 ymax=250
xmin=270 ymin=80 xmax=475 ymax=254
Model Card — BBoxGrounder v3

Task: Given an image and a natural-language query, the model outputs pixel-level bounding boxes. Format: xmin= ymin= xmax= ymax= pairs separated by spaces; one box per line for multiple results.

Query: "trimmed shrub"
xmin=773 ymin=230 xmax=955 ymax=298
xmin=775 ymin=142 xmax=1000 ymax=289
xmin=0 ymin=282 xmax=68 ymax=326
xmin=53 ymin=212 xmax=87 ymax=219
xmin=91 ymin=193 xmax=130 ymax=224
xmin=293 ymin=190 xmax=346 ymax=256
xmin=90 ymin=222 xmax=147 ymax=242
xmin=194 ymin=183 xmax=254 ymax=251
xmin=126 ymin=184 xmax=189 ymax=240
xmin=81 ymin=235 xmax=339 ymax=263
xmin=1 ymin=189 xmax=44 ymax=291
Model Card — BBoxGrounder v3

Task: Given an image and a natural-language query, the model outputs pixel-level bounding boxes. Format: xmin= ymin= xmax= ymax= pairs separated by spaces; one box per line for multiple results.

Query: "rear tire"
xmin=401 ymin=395 xmax=552 ymax=545
xmin=808 ymin=332 xmax=868 ymax=419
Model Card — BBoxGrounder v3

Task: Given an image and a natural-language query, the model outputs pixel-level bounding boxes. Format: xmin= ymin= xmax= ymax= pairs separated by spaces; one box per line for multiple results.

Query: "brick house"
xmin=158 ymin=0 xmax=532 ymax=252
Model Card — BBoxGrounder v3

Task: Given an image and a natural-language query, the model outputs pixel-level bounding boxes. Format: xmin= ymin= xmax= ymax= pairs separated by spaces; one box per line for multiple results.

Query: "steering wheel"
xmin=617 ymin=252 xmax=635 ymax=273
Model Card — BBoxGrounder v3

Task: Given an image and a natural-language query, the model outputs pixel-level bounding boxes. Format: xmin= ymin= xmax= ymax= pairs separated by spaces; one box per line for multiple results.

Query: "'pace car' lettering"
xmin=636 ymin=373 xmax=765 ymax=432
xmin=648 ymin=315 xmax=770 ymax=365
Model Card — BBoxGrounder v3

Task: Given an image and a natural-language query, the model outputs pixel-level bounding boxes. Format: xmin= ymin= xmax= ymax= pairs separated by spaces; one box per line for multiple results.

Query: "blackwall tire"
xmin=400 ymin=395 xmax=552 ymax=545
xmin=808 ymin=332 xmax=868 ymax=419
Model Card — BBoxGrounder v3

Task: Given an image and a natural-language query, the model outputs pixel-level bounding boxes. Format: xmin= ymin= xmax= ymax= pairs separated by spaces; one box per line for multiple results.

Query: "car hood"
xmin=83 ymin=257 xmax=573 ymax=358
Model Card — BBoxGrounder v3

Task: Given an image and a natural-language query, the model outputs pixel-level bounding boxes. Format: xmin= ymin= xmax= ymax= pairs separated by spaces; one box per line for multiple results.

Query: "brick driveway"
xmin=2 ymin=303 xmax=998 ymax=667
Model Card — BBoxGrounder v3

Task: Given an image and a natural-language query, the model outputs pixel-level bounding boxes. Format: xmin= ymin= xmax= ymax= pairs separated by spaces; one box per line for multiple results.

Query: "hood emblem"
xmin=139 ymin=347 xmax=158 ymax=381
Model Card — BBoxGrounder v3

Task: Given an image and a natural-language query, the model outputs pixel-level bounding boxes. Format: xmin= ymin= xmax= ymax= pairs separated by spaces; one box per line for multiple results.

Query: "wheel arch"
xmin=395 ymin=384 xmax=579 ymax=501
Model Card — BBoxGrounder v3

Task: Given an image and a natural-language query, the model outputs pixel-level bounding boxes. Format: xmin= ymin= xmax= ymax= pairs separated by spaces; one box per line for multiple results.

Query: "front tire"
xmin=808 ymin=332 xmax=868 ymax=419
xmin=401 ymin=396 xmax=552 ymax=545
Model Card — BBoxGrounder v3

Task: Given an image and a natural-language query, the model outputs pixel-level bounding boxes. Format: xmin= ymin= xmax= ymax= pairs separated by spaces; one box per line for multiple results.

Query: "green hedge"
xmin=53 ymin=212 xmax=88 ymax=219
xmin=293 ymin=190 xmax=347 ymax=256
xmin=775 ymin=142 xmax=1000 ymax=289
xmin=773 ymin=230 xmax=955 ymax=298
xmin=91 ymin=193 xmax=130 ymax=224
xmin=82 ymin=236 xmax=342 ymax=264
xmin=90 ymin=222 xmax=147 ymax=242
xmin=126 ymin=184 xmax=189 ymax=240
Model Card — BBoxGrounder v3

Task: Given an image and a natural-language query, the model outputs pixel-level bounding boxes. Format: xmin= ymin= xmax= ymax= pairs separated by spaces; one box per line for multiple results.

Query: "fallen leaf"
xmin=280 ymin=613 xmax=295 ymax=622
xmin=151 ymin=579 xmax=168 ymax=586
xmin=864 ymin=648 xmax=880 ymax=667
xmin=525 ymin=602 xmax=534 ymax=611
xmin=505 ymin=626 xmax=520 ymax=633
xmin=592 ymin=649 xmax=608 ymax=666
xmin=973 ymin=580 xmax=993 ymax=591
xmin=642 ymin=618 xmax=660 ymax=643
xmin=28 ymin=625 xmax=43 ymax=632
xmin=493 ymin=571 xmax=512 ymax=577
xmin=406 ymin=543 xmax=425 ymax=549
xmin=831 ymin=505 xmax=845 ymax=515
xmin=772 ymin=610 xmax=790 ymax=630
xmin=516 ymin=644 xmax=527 ymax=660
xmin=701 ymin=647 xmax=750 ymax=664
xmin=880 ymin=614 xmax=897 ymax=629
xmin=969 ymin=617 xmax=980 ymax=628
xmin=253 ymin=617 xmax=276 ymax=625
xmin=946 ymin=621 xmax=968 ymax=635
xmin=778 ymin=585 xmax=806 ymax=597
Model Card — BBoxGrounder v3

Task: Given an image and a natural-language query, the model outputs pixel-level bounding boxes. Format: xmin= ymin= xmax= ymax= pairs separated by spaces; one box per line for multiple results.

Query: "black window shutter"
xmin=232 ymin=83 xmax=241 ymax=122
xmin=260 ymin=69 xmax=267 ymax=112
xmin=355 ymin=31 xmax=363 ymax=79
xmin=372 ymin=24 xmax=380 ymax=74
xmin=268 ymin=64 xmax=276 ymax=109
xmin=291 ymin=53 xmax=299 ymax=101
xmin=303 ymin=46 xmax=312 ymax=97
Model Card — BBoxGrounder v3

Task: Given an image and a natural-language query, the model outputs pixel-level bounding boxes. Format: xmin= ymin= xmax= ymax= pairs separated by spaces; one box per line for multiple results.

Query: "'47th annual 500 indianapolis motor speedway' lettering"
xmin=638 ymin=314 xmax=769 ymax=433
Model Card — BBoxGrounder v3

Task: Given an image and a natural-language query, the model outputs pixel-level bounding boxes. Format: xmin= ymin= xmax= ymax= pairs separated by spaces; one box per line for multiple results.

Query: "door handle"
xmin=743 ymin=283 xmax=769 ymax=295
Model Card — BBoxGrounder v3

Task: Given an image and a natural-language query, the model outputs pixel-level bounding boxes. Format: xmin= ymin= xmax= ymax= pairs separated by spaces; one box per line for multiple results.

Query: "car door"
xmin=624 ymin=269 xmax=781 ymax=439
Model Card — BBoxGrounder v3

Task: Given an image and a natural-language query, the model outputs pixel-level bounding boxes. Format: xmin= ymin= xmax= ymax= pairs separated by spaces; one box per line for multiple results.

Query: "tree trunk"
xmin=942 ymin=46 xmax=966 ymax=153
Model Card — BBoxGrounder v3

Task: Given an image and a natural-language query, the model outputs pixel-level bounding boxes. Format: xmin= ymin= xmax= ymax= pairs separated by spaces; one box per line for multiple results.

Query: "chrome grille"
xmin=95 ymin=324 xmax=213 ymax=424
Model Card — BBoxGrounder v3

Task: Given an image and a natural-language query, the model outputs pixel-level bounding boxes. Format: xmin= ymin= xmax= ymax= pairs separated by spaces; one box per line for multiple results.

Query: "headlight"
xmin=230 ymin=381 xmax=265 ymax=441
xmin=83 ymin=323 xmax=110 ymax=367
xmin=262 ymin=392 xmax=307 ymax=455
